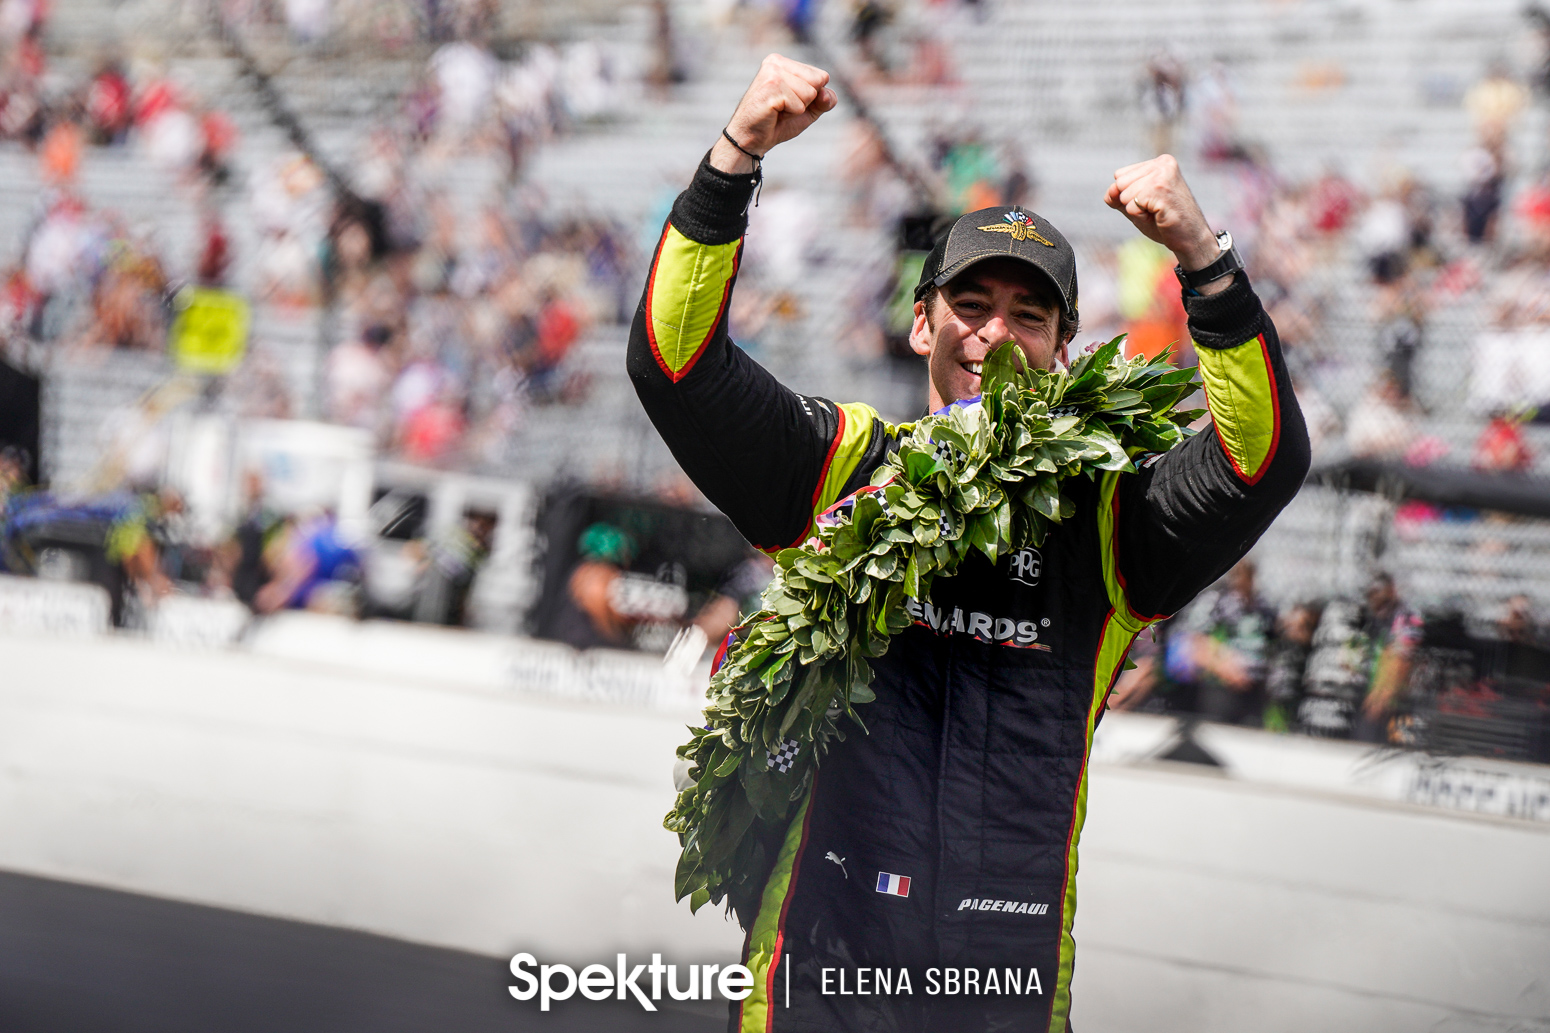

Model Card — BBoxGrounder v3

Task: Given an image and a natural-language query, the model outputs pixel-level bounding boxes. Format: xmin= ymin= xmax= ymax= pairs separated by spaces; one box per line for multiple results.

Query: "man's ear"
xmin=908 ymin=300 xmax=932 ymax=357
xmin=1052 ymin=334 xmax=1072 ymax=371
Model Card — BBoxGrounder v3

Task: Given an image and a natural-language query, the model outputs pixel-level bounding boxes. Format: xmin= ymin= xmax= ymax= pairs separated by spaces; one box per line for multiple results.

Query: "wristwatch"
xmin=1174 ymin=230 xmax=1242 ymax=293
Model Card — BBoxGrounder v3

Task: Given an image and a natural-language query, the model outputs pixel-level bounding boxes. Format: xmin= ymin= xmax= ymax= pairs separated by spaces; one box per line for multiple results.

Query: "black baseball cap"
xmin=913 ymin=206 xmax=1078 ymax=319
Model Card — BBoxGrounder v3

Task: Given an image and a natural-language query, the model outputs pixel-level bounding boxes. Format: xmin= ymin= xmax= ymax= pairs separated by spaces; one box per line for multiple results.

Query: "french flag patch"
xmin=875 ymin=872 xmax=911 ymax=897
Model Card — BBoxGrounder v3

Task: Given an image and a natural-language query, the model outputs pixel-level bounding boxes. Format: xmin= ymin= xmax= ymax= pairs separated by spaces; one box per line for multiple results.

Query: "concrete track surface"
xmin=0 ymin=626 xmax=1546 ymax=1032
xmin=0 ymin=869 xmax=719 ymax=1032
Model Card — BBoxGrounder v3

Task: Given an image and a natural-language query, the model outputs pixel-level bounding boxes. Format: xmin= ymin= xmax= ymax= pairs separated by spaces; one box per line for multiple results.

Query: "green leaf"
xmin=1102 ymin=388 xmax=1144 ymax=410
xmin=904 ymin=450 xmax=944 ymax=484
xmin=981 ymin=340 xmax=1028 ymax=392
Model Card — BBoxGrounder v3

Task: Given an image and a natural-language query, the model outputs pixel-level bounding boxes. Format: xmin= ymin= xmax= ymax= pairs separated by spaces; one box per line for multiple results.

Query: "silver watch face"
xmin=1216 ymin=229 xmax=1233 ymax=252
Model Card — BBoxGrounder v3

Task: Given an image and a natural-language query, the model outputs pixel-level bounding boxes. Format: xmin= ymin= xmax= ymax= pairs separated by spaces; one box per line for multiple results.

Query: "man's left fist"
xmin=1104 ymin=155 xmax=1219 ymax=272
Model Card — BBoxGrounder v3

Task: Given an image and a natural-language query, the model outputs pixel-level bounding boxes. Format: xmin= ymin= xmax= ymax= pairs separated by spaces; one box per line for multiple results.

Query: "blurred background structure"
xmin=0 ymin=0 xmax=1548 ymax=1030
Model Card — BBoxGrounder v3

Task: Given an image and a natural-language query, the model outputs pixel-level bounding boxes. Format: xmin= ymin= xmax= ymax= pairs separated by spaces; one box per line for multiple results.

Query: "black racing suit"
xmin=629 ymin=156 xmax=1310 ymax=1033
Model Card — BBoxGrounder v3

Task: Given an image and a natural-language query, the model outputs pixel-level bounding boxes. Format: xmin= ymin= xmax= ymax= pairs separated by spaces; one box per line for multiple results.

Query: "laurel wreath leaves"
xmin=665 ymin=336 xmax=1202 ymax=923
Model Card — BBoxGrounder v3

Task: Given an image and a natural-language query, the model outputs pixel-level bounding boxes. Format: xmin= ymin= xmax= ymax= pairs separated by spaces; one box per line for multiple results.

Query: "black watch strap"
xmin=1174 ymin=243 xmax=1243 ymax=292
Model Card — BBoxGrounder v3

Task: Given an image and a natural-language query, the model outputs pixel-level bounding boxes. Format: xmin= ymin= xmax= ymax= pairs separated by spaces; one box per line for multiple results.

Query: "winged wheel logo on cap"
xmin=976 ymin=210 xmax=1055 ymax=247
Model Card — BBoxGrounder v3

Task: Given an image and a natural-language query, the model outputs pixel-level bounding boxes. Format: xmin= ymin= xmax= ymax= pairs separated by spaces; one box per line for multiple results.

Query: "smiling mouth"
xmin=962 ymin=361 xmax=983 ymax=376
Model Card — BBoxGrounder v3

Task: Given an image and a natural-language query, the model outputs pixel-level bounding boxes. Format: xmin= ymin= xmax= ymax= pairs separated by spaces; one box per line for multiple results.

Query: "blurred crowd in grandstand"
xmin=0 ymin=0 xmax=632 ymax=464
xmin=1113 ymin=559 xmax=1550 ymax=759
xmin=0 ymin=0 xmax=1548 ymax=761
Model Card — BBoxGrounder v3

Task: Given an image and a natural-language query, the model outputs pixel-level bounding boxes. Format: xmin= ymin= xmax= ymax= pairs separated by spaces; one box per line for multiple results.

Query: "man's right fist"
xmin=711 ymin=54 xmax=838 ymax=174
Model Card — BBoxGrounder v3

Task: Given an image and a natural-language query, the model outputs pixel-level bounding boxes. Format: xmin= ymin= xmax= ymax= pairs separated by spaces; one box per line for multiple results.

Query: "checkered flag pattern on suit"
xmin=766 ymin=737 xmax=801 ymax=773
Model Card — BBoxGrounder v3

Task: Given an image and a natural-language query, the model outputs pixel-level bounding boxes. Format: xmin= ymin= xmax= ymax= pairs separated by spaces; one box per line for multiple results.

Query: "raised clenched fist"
xmin=1104 ymin=155 xmax=1221 ymax=276
xmin=710 ymin=54 xmax=839 ymax=174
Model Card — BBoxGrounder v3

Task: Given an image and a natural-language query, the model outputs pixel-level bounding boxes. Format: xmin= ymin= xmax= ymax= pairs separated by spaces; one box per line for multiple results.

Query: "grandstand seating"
xmin=15 ymin=0 xmax=1550 ymax=614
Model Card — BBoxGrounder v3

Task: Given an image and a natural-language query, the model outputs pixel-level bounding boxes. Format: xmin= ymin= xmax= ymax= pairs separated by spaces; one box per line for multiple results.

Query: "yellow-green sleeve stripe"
xmin=646 ymin=223 xmax=742 ymax=381
xmin=1049 ymin=471 xmax=1152 ymax=1032
xmin=738 ymin=787 xmax=814 ymax=1032
xmin=1195 ymin=333 xmax=1282 ymax=484
xmin=813 ymin=402 xmax=881 ymax=515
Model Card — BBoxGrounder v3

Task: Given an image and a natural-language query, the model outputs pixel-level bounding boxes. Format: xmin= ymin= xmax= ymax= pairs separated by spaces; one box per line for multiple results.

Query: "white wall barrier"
xmin=240 ymin=612 xmax=708 ymax=709
xmin=0 ymin=574 xmax=109 ymax=637
xmin=0 ymin=609 xmax=1547 ymax=1030
xmin=0 ymin=631 xmax=741 ymax=964
xmin=1094 ymin=713 xmax=1550 ymax=826
xmin=143 ymin=595 xmax=252 ymax=649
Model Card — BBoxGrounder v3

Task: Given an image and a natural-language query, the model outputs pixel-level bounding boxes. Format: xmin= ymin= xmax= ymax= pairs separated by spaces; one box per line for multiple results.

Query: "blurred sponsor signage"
xmin=529 ymin=486 xmax=752 ymax=655
xmin=608 ymin=573 xmax=688 ymax=621
xmin=1406 ymin=756 xmax=1550 ymax=823
xmin=506 ymin=639 xmax=702 ymax=708
xmin=145 ymin=597 xmax=251 ymax=649
xmin=240 ymin=610 xmax=705 ymax=709
xmin=170 ymin=287 xmax=251 ymax=375
xmin=0 ymin=574 xmax=109 ymax=636
xmin=1115 ymin=716 xmax=1550 ymax=825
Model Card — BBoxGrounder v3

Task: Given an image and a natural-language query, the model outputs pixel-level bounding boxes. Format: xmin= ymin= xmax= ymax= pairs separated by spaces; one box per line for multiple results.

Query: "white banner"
xmin=145 ymin=597 xmax=252 ymax=649
xmin=0 ymin=575 xmax=110 ymax=637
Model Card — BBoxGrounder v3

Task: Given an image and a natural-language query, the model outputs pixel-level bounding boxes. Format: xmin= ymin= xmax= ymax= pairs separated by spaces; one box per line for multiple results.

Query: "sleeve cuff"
xmin=668 ymin=151 xmax=759 ymax=246
xmin=1182 ymin=272 xmax=1267 ymax=350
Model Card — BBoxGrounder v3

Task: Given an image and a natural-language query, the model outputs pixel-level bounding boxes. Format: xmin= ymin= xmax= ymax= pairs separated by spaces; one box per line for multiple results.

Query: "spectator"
xmin=144 ymin=486 xmax=203 ymax=586
xmin=851 ymin=0 xmax=893 ymax=74
xmin=412 ymin=509 xmax=497 ymax=626
xmin=690 ymin=552 xmax=774 ymax=650
xmin=1172 ymin=560 xmax=1277 ymax=726
xmin=1345 ymin=370 xmax=1415 ymax=458
xmin=253 ymin=510 xmax=362 ymax=614
xmin=398 ymin=381 xmax=466 ymax=461
xmin=197 ymin=105 xmax=238 ymax=186
xmin=645 ymin=0 xmax=683 ymax=94
xmin=284 ymin=0 xmax=330 ymax=43
xmin=1461 ymin=142 xmax=1505 ymax=245
xmin=1300 ymin=573 xmax=1422 ymax=740
xmin=39 ymin=119 xmax=84 ymax=185
xmin=1116 ymin=236 xmax=1189 ymax=364
xmin=430 ymin=39 xmax=498 ymax=139
xmin=1108 ymin=618 xmax=1167 ymax=712
xmin=220 ymin=470 xmax=283 ymax=610
xmin=1485 ymin=594 xmax=1550 ymax=694
xmin=196 ymin=207 xmax=231 ymax=287
xmin=1357 ymin=187 xmax=1410 ymax=285
xmin=551 ymin=521 xmax=636 ymax=650
xmin=1140 ymin=50 xmax=1187 ymax=157
xmin=1473 ymin=411 xmax=1534 ymax=473
xmin=1463 ymin=62 xmax=1527 ymax=152
xmin=327 ymin=324 xmax=393 ymax=431
xmin=1499 ymin=594 xmax=1543 ymax=648
xmin=1263 ymin=601 xmax=1322 ymax=732
xmin=86 ymin=56 xmax=132 ymax=144
xmin=0 ymin=444 xmax=25 ymax=513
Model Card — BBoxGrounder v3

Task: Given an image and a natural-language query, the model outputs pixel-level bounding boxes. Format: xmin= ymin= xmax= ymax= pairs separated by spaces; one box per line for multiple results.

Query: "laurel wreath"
xmin=665 ymin=337 xmax=1203 ymax=923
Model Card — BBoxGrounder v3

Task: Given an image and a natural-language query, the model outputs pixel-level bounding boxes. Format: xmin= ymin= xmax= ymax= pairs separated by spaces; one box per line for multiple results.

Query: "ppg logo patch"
xmin=1008 ymin=548 xmax=1042 ymax=587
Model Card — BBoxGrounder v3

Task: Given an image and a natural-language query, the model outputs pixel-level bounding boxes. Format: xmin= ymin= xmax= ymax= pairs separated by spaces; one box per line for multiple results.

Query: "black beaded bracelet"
xmin=721 ymin=127 xmax=765 ymax=164
xmin=720 ymin=128 xmax=764 ymax=210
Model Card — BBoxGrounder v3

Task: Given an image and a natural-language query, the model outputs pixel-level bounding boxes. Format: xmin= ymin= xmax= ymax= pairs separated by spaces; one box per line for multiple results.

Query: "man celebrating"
xmin=630 ymin=54 xmax=1309 ymax=1033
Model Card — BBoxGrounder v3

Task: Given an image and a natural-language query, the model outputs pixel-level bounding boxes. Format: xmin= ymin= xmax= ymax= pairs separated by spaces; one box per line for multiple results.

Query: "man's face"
xmin=909 ymin=258 xmax=1069 ymax=411
xmin=1365 ymin=577 xmax=1396 ymax=615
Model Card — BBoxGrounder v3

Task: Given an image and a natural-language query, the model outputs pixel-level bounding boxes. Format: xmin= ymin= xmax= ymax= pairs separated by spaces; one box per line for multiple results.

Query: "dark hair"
xmin=918 ymin=276 xmax=1081 ymax=345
